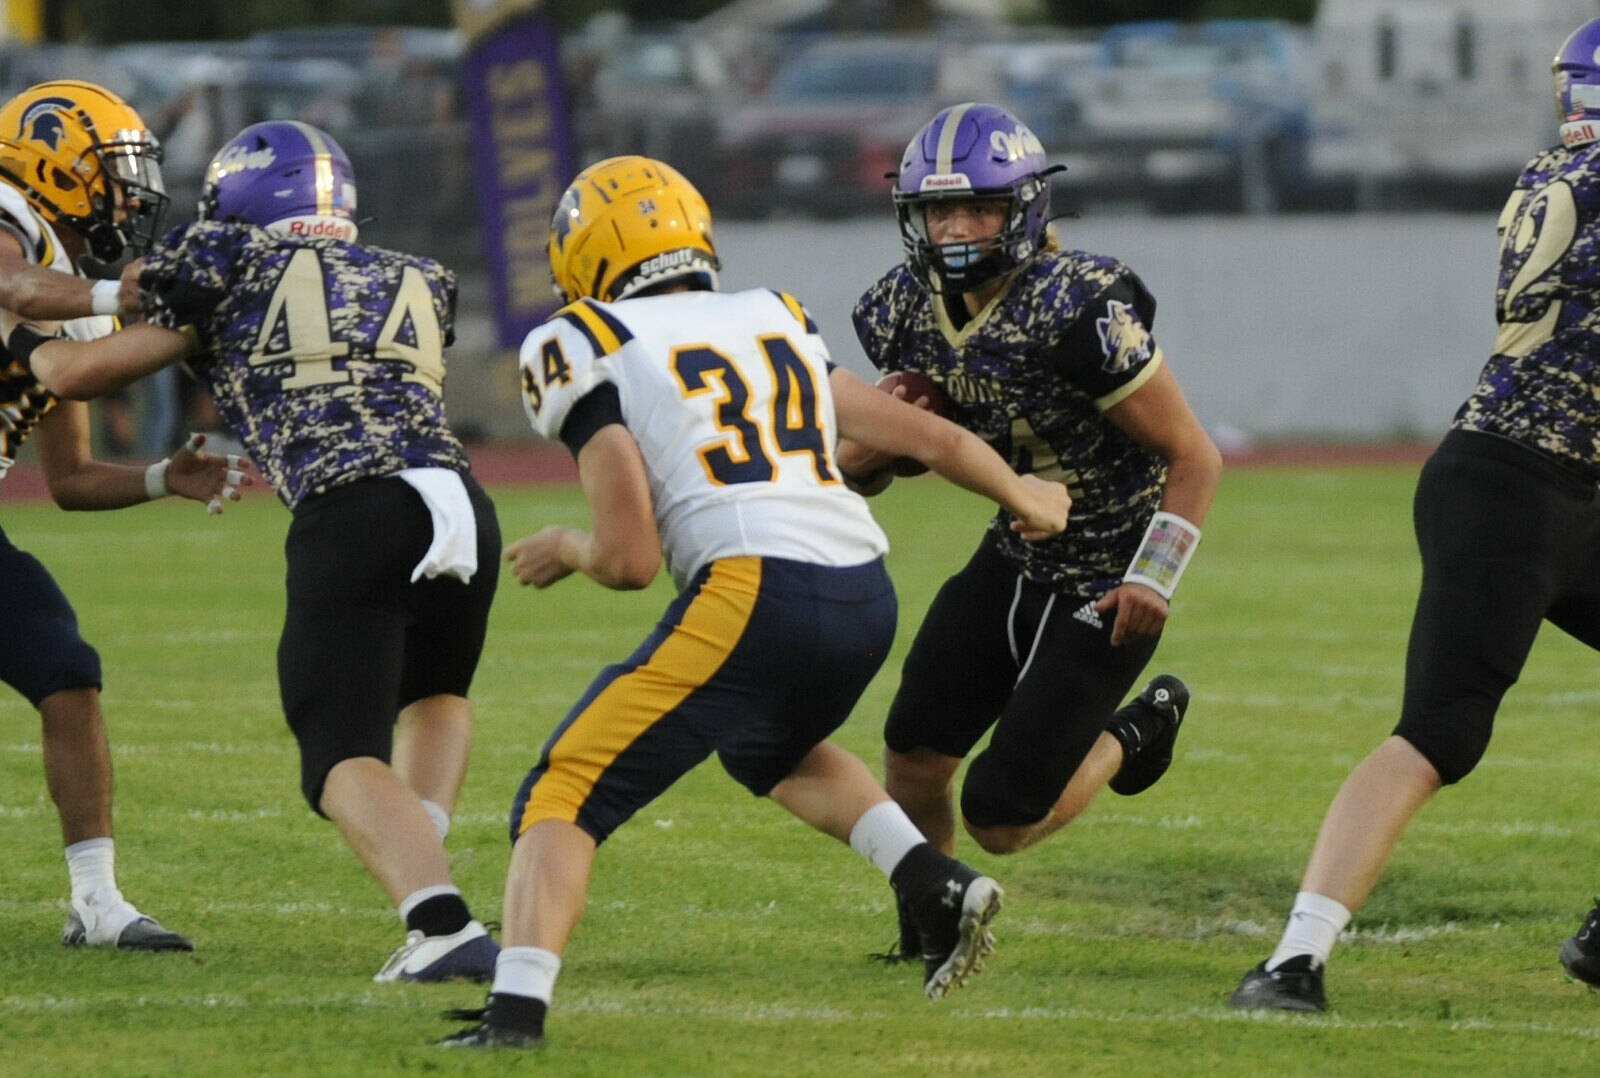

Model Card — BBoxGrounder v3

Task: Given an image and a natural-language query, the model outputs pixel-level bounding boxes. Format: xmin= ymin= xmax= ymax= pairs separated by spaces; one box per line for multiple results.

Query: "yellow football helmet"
xmin=0 ymin=80 xmax=167 ymax=261
xmin=548 ymin=156 xmax=719 ymax=303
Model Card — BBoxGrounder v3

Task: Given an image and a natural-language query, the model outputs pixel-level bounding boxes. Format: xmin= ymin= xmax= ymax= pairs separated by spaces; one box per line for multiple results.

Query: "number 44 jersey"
xmin=519 ymin=288 xmax=887 ymax=589
xmin=142 ymin=220 xmax=471 ymax=508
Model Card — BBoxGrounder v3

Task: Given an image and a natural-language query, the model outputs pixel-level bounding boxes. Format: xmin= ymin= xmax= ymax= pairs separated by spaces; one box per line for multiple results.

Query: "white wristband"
xmin=1123 ymin=510 xmax=1201 ymax=600
xmin=144 ymin=457 xmax=171 ymax=500
xmin=90 ymin=279 xmax=121 ymax=316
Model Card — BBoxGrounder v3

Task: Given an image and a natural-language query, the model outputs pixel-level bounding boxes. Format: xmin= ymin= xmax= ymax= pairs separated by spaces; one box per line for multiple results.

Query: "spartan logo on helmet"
xmin=17 ymin=96 xmax=74 ymax=151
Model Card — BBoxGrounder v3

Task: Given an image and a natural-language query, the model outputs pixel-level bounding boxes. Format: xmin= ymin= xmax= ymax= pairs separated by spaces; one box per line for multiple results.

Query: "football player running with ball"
xmin=837 ymin=103 xmax=1223 ymax=961
xmin=11 ymin=120 xmax=503 ymax=983
xmin=1232 ymin=16 xmax=1600 ymax=1011
xmin=0 ymin=81 xmax=244 ymax=952
xmin=439 ymin=156 xmax=1070 ymax=1048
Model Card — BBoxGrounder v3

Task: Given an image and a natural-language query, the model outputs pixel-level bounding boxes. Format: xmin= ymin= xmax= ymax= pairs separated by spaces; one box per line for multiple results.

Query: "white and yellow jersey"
xmin=519 ymin=287 xmax=888 ymax=588
xmin=0 ymin=183 xmax=115 ymax=342
xmin=0 ymin=182 xmax=114 ymax=475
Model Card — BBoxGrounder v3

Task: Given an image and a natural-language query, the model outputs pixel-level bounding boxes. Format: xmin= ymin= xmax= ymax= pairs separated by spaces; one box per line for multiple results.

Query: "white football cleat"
xmin=62 ymin=888 xmax=193 ymax=951
xmin=373 ymin=919 xmax=498 ymax=983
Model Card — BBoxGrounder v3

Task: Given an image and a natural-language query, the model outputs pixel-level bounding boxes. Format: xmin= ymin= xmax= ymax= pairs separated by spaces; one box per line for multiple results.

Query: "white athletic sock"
xmin=421 ymin=799 xmax=451 ymax=842
xmin=64 ymin=837 xmax=119 ymax=903
xmin=492 ymin=946 xmax=562 ymax=1004
xmin=848 ymin=800 xmax=925 ymax=879
xmin=1266 ymin=891 xmax=1352 ymax=970
xmin=397 ymin=884 xmax=462 ymax=925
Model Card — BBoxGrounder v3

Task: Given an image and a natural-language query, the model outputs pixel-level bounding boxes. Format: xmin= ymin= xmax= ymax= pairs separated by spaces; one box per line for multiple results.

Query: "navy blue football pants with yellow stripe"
xmin=510 ymin=555 xmax=896 ymax=845
xmin=0 ymin=521 xmax=102 ymax=705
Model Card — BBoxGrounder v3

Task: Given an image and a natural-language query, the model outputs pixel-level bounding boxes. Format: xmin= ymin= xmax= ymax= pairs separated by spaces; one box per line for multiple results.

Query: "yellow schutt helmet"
xmin=0 ymin=80 xmax=168 ymax=261
xmin=548 ymin=155 xmax=719 ymax=303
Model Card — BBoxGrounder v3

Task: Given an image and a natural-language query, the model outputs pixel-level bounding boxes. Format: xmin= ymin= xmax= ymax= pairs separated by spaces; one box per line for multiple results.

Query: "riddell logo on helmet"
xmin=272 ymin=214 xmax=357 ymax=242
xmin=289 ymin=218 xmax=353 ymax=238
xmin=920 ymin=173 xmax=972 ymax=191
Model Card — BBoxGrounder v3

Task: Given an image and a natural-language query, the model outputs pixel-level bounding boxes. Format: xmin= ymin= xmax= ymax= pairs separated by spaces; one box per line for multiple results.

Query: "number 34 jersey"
xmin=518 ymin=288 xmax=887 ymax=589
xmin=142 ymin=220 xmax=470 ymax=508
xmin=1454 ymin=140 xmax=1600 ymax=478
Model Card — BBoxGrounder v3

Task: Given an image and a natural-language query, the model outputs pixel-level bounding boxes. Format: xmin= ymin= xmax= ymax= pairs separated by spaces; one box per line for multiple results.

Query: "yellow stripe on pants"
xmin=517 ymin=557 xmax=763 ymax=835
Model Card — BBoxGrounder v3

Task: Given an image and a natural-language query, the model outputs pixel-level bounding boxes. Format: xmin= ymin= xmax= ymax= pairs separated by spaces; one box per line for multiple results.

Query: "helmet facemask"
xmin=893 ymin=176 xmax=1048 ymax=294
xmin=891 ymin=103 xmax=1059 ymax=295
xmin=87 ymin=134 xmax=168 ymax=260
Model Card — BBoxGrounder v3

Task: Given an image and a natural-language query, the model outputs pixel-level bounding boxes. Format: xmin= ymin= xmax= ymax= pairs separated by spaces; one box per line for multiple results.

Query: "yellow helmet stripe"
xmin=287 ymin=120 xmax=336 ymax=215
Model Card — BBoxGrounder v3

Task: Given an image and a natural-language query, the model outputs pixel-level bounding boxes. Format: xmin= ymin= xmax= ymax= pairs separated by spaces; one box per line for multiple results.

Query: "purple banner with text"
xmin=459 ymin=13 xmax=575 ymax=349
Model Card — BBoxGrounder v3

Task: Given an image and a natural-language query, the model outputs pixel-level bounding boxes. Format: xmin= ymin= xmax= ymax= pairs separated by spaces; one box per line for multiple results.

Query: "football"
xmin=876 ymin=370 xmax=953 ymax=477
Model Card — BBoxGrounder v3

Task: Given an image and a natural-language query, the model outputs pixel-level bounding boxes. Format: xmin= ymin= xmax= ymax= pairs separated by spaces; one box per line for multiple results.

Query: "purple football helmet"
xmin=1554 ymin=17 xmax=1600 ymax=127
xmin=893 ymin=102 xmax=1059 ymax=292
xmin=198 ymin=121 xmax=357 ymax=239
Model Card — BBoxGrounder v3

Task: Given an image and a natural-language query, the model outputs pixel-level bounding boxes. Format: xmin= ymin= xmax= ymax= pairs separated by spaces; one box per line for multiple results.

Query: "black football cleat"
xmin=1108 ymin=674 xmax=1191 ymax=796
xmin=908 ymin=864 xmax=1003 ymax=1000
xmin=436 ymin=994 xmax=546 ymax=1049
xmin=1228 ymin=955 xmax=1327 ymax=1012
xmin=869 ymin=891 xmax=921 ymax=965
xmin=1560 ymin=898 xmax=1600 ymax=987
xmin=436 ymin=1022 xmax=543 ymax=1049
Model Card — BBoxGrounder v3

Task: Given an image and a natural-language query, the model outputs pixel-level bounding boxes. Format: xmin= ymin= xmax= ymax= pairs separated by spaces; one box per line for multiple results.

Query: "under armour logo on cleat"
xmin=942 ymin=880 xmax=963 ymax=908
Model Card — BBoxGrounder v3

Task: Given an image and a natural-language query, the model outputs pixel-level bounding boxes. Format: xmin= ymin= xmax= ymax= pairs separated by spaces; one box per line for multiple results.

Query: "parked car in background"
xmin=1056 ymin=20 xmax=1313 ymax=213
xmin=973 ymin=35 xmax=1098 ymax=151
xmin=712 ymin=36 xmax=1002 ymax=217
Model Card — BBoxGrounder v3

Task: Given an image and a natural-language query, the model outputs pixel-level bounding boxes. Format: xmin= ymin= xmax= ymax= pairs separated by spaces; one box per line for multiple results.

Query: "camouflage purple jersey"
xmin=141 ymin=220 xmax=469 ymax=508
xmin=854 ymin=249 xmax=1167 ymax=595
xmin=1453 ymin=140 xmax=1600 ymax=480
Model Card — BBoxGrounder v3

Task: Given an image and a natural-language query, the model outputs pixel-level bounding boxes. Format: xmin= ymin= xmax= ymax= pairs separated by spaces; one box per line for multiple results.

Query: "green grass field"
xmin=5 ymin=464 xmax=1600 ymax=1076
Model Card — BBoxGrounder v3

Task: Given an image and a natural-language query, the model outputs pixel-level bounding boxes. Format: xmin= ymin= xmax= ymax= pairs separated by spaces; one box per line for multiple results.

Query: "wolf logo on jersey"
xmin=1453 ymin=139 xmax=1600 ymax=479
xmin=140 ymin=219 xmax=468 ymax=507
xmin=519 ymin=288 xmax=886 ymax=588
xmin=853 ymin=248 xmax=1167 ymax=594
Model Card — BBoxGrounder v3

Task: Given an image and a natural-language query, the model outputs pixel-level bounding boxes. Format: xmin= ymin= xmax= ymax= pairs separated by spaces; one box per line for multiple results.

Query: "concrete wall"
xmin=453 ymin=211 xmax=1505 ymax=447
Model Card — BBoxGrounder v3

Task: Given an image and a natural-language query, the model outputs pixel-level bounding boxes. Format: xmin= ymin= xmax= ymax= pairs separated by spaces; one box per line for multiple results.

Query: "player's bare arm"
xmin=834 ymin=377 xmax=936 ymax=491
xmin=0 ymin=231 xmax=139 ymax=322
xmin=1094 ymin=361 xmax=1224 ymax=645
xmin=20 ymin=321 xmax=193 ymax=400
xmin=506 ymin=423 xmax=661 ymax=590
xmin=34 ymin=402 xmax=242 ymax=510
xmin=830 ymin=366 xmax=1070 ymax=540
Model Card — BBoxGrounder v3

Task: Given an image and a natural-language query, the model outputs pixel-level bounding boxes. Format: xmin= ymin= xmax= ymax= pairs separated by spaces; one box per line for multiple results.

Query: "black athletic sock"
xmin=406 ymin=893 xmax=473 ymax=937
xmin=888 ymin=842 xmax=955 ymax=903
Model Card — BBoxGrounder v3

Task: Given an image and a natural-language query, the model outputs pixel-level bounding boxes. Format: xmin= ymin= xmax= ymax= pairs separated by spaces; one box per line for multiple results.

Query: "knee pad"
xmin=1391 ymin=719 xmax=1488 ymax=787
xmin=960 ymin=748 xmax=1055 ymax=829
